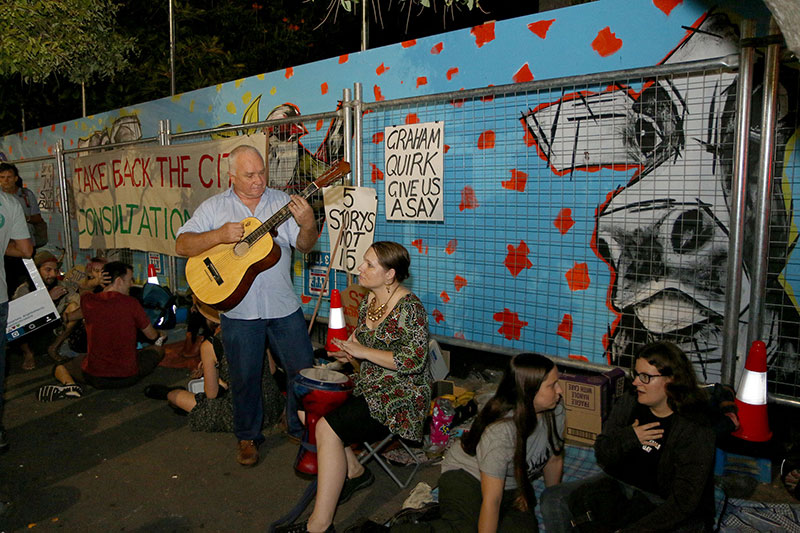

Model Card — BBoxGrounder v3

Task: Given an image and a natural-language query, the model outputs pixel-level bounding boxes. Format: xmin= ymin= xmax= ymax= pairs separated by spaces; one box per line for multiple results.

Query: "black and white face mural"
xmin=524 ymin=12 xmax=799 ymax=383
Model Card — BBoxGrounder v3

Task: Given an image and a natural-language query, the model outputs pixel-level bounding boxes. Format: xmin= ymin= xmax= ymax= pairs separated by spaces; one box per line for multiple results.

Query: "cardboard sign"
xmin=384 ymin=121 xmax=444 ymax=221
xmin=340 ymin=283 xmax=368 ymax=334
xmin=323 ymin=186 xmax=378 ymax=274
xmin=6 ymin=259 xmax=60 ymax=342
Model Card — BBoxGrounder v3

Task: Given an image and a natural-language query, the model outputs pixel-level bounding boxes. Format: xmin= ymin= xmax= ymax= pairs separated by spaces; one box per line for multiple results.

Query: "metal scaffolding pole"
xmin=721 ymin=20 xmax=756 ymax=386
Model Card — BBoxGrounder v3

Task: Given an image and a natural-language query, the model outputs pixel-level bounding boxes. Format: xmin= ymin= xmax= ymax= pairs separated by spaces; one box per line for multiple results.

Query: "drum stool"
xmin=358 ymin=434 xmax=422 ymax=489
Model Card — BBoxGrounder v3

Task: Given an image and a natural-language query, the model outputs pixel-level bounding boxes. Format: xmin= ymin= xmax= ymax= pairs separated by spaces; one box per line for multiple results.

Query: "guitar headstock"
xmin=313 ymin=160 xmax=351 ymax=189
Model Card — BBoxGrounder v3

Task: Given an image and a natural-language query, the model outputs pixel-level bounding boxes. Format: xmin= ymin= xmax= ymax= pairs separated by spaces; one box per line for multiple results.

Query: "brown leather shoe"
xmin=237 ymin=440 xmax=259 ymax=467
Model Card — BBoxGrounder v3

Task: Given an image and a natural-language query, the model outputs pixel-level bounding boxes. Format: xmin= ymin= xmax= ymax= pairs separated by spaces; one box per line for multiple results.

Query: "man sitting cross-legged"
xmin=37 ymin=261 xmax=166 ymax=401
xmin=12 ymin=251 xmax=82 ymax=370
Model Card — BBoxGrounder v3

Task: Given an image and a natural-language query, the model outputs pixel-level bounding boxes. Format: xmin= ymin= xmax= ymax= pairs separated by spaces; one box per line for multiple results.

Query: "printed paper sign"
xmin=323 ymin=186 xmax=378 ymax=274
xmin=384 ymin=121 xmax=444 ymax=221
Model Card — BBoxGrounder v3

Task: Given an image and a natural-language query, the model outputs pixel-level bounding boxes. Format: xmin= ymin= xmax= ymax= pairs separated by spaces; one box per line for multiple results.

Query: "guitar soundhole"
xmin=233 ymin=241 xmax=250 ymax=256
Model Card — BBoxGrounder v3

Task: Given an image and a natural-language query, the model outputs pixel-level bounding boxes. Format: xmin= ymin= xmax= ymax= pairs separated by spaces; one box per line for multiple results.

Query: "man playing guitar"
xmin=176 ymin=144 xmax=318 ymax=467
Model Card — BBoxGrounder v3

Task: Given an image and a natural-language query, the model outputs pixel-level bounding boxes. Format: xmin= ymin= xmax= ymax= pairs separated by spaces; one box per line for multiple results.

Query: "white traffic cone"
xmin=147 ymin=264 xmax=160 ymax=285
xmin=325 ymin=289 xmax=348 ymax=351
xmin=732 ymin=340 xmax=772 ymax=442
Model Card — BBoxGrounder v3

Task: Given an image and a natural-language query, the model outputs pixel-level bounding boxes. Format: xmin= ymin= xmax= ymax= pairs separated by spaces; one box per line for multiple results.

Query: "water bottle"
xmin=429 ymin=397 xmax=455 ymax=446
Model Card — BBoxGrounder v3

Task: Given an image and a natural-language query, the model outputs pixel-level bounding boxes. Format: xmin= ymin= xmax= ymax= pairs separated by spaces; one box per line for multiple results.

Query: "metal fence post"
xmin=158 ymin=119 xmax=177 ymax=289
xmin=343 ymin=88 xmax=353 ymax=185
xmin=744 ymin=19 xmax=782 ymax=377
xmin=353 ymin=83 xmax=363 ymax=187
xmin=722 ymin=20 xmax=756 ymax=387
xmin=54 ymin=139 xmax=74 ymax=272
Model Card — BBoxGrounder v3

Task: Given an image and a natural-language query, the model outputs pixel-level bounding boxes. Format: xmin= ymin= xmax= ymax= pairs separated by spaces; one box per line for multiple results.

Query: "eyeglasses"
xmin=632 ymin=370 xmax=665 ymax=384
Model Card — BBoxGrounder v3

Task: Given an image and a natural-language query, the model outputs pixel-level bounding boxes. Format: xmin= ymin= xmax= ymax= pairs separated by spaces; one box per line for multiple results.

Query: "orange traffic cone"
xmin=147 ymin=264 xmax=160 ymax=285
xmin=732 ymin=341 xmax=772 ymax=442
xmin=325 ymin=289 xmax=348 ymax=351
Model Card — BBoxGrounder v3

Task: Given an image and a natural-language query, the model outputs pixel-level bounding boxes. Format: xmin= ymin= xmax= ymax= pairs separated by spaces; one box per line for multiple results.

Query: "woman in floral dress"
xmin=281 ymin=242 xmax=430 ymax=533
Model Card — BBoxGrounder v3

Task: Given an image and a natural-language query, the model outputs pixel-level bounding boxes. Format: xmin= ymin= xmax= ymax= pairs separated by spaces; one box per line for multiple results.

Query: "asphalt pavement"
xmin=0 ymin=351 xmax=439 ymax=532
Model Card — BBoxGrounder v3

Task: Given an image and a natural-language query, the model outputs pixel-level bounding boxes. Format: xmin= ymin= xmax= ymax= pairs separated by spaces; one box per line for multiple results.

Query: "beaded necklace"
xmin=367 ymin=284 xmax=399 ymax=321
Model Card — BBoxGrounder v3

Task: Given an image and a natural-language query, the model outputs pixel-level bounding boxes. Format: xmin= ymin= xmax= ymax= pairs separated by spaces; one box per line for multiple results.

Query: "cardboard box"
xmin=6 ymin=258 xmax=60 ymax=342
xmin=561 ymin=368 xmax=626 ymax=446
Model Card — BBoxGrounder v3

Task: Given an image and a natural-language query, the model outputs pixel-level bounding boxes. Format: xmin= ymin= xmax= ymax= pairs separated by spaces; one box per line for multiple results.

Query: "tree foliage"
xmin=0 ymin=0 xmax=134 ymax=84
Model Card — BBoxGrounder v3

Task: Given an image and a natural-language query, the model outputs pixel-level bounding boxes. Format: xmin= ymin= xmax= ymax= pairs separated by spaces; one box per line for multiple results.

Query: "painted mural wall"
xmin=2 ymin=0 xmax=798 ymax=389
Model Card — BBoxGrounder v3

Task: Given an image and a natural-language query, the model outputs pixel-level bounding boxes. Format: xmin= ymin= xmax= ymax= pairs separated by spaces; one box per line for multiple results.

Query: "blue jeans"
xmin=0 ymin=301 xmax=8 ymax=426
xmin=221 ymin=308 xmax=313 ymax=441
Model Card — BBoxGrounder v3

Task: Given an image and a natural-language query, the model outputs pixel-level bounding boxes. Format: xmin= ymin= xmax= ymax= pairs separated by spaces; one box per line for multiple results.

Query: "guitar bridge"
xmin=203 ymin=257 xmax=224 ymax=286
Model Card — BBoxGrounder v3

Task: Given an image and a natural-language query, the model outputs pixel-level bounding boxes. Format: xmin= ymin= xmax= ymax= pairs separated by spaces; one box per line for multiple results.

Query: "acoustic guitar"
xmin=185 ymin=160 xmax=350 ymax=310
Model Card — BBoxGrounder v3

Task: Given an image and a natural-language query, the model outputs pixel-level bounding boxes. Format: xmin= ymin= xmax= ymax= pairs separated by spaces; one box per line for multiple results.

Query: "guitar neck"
xmin=244 ymin=181 xmax=320 ymax=245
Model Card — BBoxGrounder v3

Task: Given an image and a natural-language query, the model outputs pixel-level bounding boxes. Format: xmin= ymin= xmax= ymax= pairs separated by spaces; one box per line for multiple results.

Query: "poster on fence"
xmin=384 ymin=121 xmax=444 ymax=221
xmin=72 ymin=133 xmax=268 ymax=255
xmin=323 ymin=186 xmax=378 ymax=274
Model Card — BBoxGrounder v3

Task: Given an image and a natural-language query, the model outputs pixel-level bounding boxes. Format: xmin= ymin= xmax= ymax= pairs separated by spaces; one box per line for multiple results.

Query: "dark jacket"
xmin=594 ymin=392 xmax=715 ymax=532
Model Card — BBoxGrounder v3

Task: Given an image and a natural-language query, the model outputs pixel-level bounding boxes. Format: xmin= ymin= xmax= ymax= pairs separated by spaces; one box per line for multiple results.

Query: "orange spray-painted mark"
xmin=285 ymin=67 xmax=294 ymax=79
xmin=339 ymin=54 xmax=349 ymax=64
xmin=440 ymin=291 xmax=450 ymax=303
xmin=62 ymin=125 xmax=67 ymax=133
xmin=654 ymin=0 xmax=682 ymax=16
xmin=432 ymin=309 xmax=445 ymax=323
xmin=554 ymin=208 xmax=575 ymax=235
xmin=376 ymin=63 xmax=389 ymax=75
xmin=557 ymin=314 xmax=573 ymax=341
xmin=50 ymin=124 xmax=56 ymax=132
xmin=454 ymin=331 xmax=466 ymax=340
xmin=431 ymin=42 xmax=443 ymax=54
xmin=480 ymin=85 xmax=495 ymax=103
xmin=38 ymin=127 xmax=43 ymax=136
xmin=454 ymin=276 xmax=468 ymax=292
xmin=443 ymin=144 xmax=450 ymax=153
xmin=416 ymin=77 xmax=428 ymax=88
xmin=592 ymin=27 xmax=623 ymax=57
xmin=445 ymin=239 xmax=457 ymax=255
xmin=566 ymin=263 xmax=591 ymax=291
xmin=471 ymin=21 xmax=495 ymax=48
xmin=370 ymin=164 xmax=384 ymax=183
xmin=477 ymin=131 xmax=496 ymax=150
xmin=316 ymin=119 xmax=324 ymax=131
xmin=301 ymin=295 xmax=312 ymax=304
xmin=405 ymin=114 xmax=420 ymax=124
xmin=459 ymin=186 xmax=479 ymax=211
xmin=569 ymin=354 xmax=589 ymax=362
xmin=372 ymin=132 xmax=384 ymax=144
xmin=493 ymin=308 xmax=528 ymax=340
xmin=411 ymin=239 xmax=429 ymax=254
xmin=402 ymin=39 xmax=417 ymax=48
xmin=504 ymin=241 xmax=533 ymax=277
xmin=523 ymin=129 xmax=536 ymax=147
xmin=501 ymin=169 xmax=528 ymax=192
xmin=446 ymin=67 xmax=459 ymax=81
xmin=528 ymin=19 xmax=555 ymax=39
xmin=320 ymin=82 xmax=328 ymax=95
xmin=373 ymin=85 xmax=385 ymax=102
xmin=513 ymin=63 xmax=534 ymax=83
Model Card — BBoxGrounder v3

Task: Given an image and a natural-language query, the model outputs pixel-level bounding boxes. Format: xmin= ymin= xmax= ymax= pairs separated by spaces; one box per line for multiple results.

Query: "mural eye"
xmin=671 ymin=209 xmax=714 ymax=254
xmin=634 ymin=116 xmax=662 ymax=157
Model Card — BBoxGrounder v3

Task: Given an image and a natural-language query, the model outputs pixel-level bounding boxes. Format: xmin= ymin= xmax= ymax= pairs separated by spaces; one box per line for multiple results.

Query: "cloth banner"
xmin=72 ymin=133 xmax=268 ymax=254
xmin=323 ymin=186 xmax=378 ymax=274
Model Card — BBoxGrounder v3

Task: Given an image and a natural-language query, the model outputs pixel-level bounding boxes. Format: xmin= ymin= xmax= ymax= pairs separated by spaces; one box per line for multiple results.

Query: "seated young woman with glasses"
xmin=540 ymin=341 xmax=716 ymax=533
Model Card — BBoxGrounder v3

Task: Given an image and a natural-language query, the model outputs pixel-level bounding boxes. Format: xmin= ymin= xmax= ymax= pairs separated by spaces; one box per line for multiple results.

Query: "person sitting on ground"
xmin=36 ymin=261 xmax=166 ymax=401
xmin=144 ymin=297 xmax=285 ymax=433
xmin=540 ymin=341 xmax=716 ymax=533
xmin=393 ymin=352 xmax=565 ymax=533
xmin=58 ymin=256 xmax=110 ymax=356
xmin=277 ymin=242 xmax=430 ymax=533
xmin=11 ymin=251 xmax=81 ymax=369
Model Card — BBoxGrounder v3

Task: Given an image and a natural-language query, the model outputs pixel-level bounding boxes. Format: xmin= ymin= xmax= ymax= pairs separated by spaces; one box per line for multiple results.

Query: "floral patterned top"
xmin=352 ymin=292 xmax=431 ymax=441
